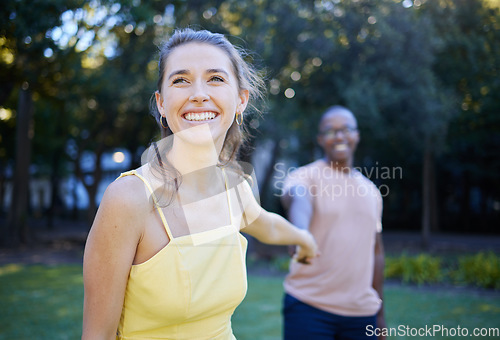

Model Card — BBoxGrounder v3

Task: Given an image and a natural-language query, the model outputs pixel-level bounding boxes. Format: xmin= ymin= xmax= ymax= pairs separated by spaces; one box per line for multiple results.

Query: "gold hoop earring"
xmin=160 ymin=116 xmax=168 ymax=129
xmin=235 ymin=112 xmax=243 ymax=126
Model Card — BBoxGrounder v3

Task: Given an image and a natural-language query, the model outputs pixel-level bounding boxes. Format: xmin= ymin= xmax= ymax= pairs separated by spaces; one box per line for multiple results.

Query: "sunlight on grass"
xmin=232 ymin=278 xmax=500 ymax=340
xmin=0 ymin=265 xmax=498 ymax=339
xmin=0 ymin=263 xmax=23 ymax=275
xmin=384 ymin=285 xmax=500 ymax=339
xmin=479 ymin=303 xmax=500 ymax=312
xmin=0 ymin=264 xmax=83 ymax=340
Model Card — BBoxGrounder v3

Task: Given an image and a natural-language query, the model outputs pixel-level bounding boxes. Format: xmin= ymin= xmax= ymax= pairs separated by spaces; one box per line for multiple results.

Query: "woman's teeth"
xmin=184 ymin=112 xmax=216 ymax=121
xmin=335 ymin=144 xmax=348 ymax=151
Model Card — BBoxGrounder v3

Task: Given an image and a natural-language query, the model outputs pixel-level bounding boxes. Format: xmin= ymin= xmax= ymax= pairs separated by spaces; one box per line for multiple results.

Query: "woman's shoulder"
xmin=88 ymin=170 xmax=150 ymax=245
xmin=103 ymin=170 xmax=151 ymax=211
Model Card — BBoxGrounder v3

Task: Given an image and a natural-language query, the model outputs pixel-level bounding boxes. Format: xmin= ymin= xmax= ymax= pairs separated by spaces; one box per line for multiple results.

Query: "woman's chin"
xmin=171 ymin=124 xmax=215 ymax=146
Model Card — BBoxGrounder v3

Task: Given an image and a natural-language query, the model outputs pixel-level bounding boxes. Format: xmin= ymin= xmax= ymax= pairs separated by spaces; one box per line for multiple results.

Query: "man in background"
xmin=281 ymin=105 xmax=386 ymax=339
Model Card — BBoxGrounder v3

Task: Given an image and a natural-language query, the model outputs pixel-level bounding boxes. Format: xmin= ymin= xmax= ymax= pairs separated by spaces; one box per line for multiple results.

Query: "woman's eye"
xmin=210 ymin=76 xmax=225 ymax=82
xmin=172 ymin=78 xmax=188 ymax=84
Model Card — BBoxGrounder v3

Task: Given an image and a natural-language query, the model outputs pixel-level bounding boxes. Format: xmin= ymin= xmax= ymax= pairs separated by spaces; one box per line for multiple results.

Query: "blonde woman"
xmin=82 ymin=29 xmax=318 ymax=340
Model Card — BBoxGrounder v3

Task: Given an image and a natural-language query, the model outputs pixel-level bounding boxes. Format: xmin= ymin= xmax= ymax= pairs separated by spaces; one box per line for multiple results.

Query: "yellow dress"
xmin=116 ymin=170 xmax=248 ymax=339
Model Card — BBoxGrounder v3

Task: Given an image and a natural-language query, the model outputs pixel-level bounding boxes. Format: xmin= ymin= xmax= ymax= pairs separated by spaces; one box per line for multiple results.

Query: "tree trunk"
xmin=0 ymin=159 xmax=5 ymax=218
xmin=5 ymin=87 xmax=33 ymax=247
xmin=460 ymin=170 xmax=471 ymax=230
xmin=421 ymin=142 xmax=433 ymax=249
xmin=430 ymin=157 xmax=439 ymax=233
xmin=47 ymin=151 xmax=61 ymax=229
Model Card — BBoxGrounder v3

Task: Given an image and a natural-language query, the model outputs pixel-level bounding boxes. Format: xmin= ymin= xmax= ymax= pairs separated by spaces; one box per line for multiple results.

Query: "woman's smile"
xmin=183 ymin=111 xmax=218 ymax=122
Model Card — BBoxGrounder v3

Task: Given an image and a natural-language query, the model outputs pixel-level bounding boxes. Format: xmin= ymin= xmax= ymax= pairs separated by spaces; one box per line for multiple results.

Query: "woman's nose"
xmin=189 ymin=82 xmax=209 ymax=103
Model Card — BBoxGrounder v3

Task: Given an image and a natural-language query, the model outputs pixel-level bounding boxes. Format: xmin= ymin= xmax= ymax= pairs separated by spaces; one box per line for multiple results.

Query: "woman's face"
xmin=156 ymin=42 xmax=249 ymax=148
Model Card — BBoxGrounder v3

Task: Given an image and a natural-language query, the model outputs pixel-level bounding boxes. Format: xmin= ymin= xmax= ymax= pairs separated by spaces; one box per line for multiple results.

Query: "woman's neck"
xmin=169 ymin=140 xmax=220 ymax=175
xmin=167 ymin=125 xmax=224 ymax=176
xmin=169 ymin=139 xmax=224 ymax=198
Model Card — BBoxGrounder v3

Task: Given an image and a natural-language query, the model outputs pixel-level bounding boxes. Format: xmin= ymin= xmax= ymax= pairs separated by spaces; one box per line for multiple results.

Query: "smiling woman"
xmin=81 ymin=28 xmax=318 ymax=340
xmin=155 ymin=41 xmax=247 ymax=153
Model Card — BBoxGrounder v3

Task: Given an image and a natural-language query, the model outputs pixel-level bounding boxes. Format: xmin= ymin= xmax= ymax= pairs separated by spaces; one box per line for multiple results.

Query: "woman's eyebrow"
xmin=168 ymin=68 xmax=230 ymax=80
xmin=207 ymin=68 xmax=229 ymax=76
xmin=168 ymin=69 xmax=190 ymax=79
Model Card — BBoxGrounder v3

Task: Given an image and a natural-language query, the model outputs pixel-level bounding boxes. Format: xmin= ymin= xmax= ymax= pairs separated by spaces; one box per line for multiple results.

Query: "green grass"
xmin=233 ymin=275 xmax=284 ymax=340
xmin=383 ymin=284 xmax=500 ymax=339
xmin=235 ymin=276 xmax=500 ymax=340
xmin=0 ymin=265 xmax=499 ymax=339
xmin=0 ymin=264 xmax=83 ymax=340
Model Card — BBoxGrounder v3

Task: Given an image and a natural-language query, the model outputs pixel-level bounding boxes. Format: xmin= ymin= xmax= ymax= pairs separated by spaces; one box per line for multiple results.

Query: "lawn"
xmin=0 ymin=264 xmax=499 ymax=339
xmin=0 ymin=264 xmax=84 ymax=340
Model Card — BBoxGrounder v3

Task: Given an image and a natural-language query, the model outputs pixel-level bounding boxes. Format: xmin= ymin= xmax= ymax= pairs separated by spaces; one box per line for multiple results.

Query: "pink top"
xmin=283 ymin=159 xmax=382 ymax=316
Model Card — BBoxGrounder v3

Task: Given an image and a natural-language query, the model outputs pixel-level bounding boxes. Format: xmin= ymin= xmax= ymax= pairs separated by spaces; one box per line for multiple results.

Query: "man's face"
xmin=317 ymin=110 xmax=359 ymax=165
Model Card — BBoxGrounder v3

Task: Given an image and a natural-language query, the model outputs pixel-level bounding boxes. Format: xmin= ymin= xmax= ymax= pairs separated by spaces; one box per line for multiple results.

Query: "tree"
xmin=2 ymin=0 xmax=498 ymax=249
xmin=421 ymin=0 xmax=500 ymax=233
xmin=0 ymin=0 xmax=86 ymax=245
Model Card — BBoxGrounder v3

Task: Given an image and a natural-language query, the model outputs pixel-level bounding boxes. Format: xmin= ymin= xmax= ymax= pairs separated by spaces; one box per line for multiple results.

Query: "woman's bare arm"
xmin=82 ymin=177 xmax=145 ymax=339
xmin=236 ymin=181 xmax=318 ymax=263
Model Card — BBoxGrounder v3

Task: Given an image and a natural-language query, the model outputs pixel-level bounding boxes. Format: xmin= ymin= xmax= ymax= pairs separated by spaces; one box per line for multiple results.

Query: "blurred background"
xmin=1 ymin=0 xmax=499 ymax=250
xmin=1 ymin=1 xmax=499 ymax=339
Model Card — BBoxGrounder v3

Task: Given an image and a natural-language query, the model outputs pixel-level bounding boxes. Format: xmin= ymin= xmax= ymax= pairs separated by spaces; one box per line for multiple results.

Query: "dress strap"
xmin=117 ymin=170 xmax=174 ymax=240
xmin=221 ymin=168 xmax=236 ymax=228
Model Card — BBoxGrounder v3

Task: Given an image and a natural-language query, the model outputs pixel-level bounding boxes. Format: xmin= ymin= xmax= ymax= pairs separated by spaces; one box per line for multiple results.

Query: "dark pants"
xmin=283 ymin=293 xmax=377 ymax=340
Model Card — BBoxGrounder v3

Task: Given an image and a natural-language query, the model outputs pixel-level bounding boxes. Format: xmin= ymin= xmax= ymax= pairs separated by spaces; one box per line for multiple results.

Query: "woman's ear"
xmin=155 ymin=91 xmax=164 ymax=115
xmin=238 ymin=89 xmax=250 ymax=113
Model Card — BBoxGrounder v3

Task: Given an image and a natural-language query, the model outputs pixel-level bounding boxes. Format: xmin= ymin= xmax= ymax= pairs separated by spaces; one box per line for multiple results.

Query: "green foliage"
xmin=452 ymin=251 xmax=500 ymax=289
xmin=1 ymin=0 xmax=499 ymax=235
xmin=385 ymin=253 xmax=443 ymax=285
xmin=272 ymin=255 xmax=291 ymax=272
xmin=386 ymin=251 xmax=500 ymax=289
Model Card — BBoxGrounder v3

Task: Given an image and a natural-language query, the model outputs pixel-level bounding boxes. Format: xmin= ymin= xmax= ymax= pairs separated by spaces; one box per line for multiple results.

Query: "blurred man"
xmin=281 ymin=106 xmax=386 ymax=340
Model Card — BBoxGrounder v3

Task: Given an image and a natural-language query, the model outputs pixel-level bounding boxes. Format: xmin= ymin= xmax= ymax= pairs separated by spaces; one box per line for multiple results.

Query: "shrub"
xmin=272 ymin=251 xmax=500 ymax=290
xmin=452 ymin=251 xmax=500 ymax=289
xmin=385 ymin=254 xmax=443 ymax=285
